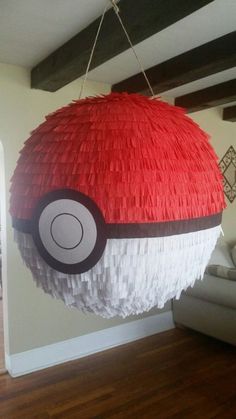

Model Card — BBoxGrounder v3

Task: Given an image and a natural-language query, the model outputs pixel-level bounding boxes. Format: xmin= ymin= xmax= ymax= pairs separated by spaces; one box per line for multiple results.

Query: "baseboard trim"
xmin=5 ymin=310 xmax=174 ymax=377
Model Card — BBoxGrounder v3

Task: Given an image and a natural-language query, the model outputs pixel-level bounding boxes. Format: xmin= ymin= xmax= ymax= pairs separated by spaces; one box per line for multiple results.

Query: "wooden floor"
xmin=0 ymin=328 xmax=236 ymax=418
xmin=0 ymin=298 xmax=5 ymax=372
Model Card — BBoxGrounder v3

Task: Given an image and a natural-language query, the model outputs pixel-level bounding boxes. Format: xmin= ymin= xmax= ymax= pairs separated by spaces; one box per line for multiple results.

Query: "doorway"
xmin=0 ymin=288 xmax=4 ymax=371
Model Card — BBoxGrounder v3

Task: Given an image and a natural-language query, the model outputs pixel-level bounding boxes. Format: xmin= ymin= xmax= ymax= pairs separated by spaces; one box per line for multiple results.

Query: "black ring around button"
xmin=31 ymin=189 xmax=107 ymax=274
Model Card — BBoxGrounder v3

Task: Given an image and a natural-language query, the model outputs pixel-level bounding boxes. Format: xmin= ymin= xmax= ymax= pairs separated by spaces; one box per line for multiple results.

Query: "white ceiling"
xmin=0 ymin=0 xmax=236 ymax=97
xmin=0 ymin=0 xmax=110 ymax=67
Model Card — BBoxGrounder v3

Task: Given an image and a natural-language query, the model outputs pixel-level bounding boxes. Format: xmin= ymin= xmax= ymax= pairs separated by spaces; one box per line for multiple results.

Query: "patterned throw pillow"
xmin=205 ymin=265 xmax=236 ymax=280
xmin=231 ymin=245 xmax=236 ymax=267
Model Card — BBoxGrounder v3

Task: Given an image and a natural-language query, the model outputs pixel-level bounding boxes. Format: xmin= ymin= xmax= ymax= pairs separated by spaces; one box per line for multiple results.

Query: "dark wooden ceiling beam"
xmin=31 ymin=0 xmax=214 ymax=92
xmin=112 ymin=31 xmax=236 ymax=95
xmin=175 ymin=79 xmax=236 ymax=113
xmin=223 ymin=105 xmax=236 ymax=122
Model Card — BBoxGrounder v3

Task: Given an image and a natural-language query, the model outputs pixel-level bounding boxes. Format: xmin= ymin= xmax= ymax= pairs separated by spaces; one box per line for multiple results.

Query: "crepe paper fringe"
xmin=10 ymin=93 xmax=225 ymax=223
xmin=14 ymin=225 xmax=221 ymax=318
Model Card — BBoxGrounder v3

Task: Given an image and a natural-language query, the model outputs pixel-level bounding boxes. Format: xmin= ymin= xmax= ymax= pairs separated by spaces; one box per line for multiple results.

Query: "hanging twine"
xmin=110 ymin=0 xmax=154 ymax=96
xmin=79 ymin=3 xmax=109 ymax=98
xmin=79 ymin=0 xmax=154 ymax=98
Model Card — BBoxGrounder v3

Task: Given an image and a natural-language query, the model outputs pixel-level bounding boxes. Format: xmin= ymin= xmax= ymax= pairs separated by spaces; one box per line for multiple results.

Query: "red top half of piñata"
xmin=10 ymin=93 xmax=225 ymax=223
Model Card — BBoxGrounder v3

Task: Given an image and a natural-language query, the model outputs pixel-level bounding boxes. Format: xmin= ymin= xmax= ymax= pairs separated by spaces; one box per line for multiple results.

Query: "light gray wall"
xmin=191 ymin=107 xmax=236 ymax=246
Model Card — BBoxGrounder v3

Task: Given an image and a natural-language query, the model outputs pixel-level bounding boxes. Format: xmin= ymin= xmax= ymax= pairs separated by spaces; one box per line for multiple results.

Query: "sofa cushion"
xmin=185 ymin=274 xmax=236 ymax=310
xmin=208 ymin=238 xmax=234 ymax=268
xmin=205 ymin=265 xmax=236 ymax=280
xmin=232 ymin=244 xmax=236 ymax=267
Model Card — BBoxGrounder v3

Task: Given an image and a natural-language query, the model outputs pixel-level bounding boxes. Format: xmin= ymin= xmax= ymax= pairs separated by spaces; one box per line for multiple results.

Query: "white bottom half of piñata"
xmin=14 ymin=225 xmax=221 ymax=318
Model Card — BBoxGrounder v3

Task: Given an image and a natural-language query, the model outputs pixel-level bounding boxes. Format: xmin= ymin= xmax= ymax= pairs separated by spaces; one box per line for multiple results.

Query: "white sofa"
xmin=173 ymin=238 xmax=236 ymax=345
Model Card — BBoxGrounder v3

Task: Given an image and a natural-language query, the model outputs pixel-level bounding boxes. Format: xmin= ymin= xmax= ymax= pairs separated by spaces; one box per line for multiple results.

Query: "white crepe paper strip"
xmin=14 ymin=225 xmax=221 ymax=318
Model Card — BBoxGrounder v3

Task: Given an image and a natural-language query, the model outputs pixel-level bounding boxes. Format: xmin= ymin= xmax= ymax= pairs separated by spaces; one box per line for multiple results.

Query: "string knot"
xmin=111 ymin=0 xmax=120 ymax=14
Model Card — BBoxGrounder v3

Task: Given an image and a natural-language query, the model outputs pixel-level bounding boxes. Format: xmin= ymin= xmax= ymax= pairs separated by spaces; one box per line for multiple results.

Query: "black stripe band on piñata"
xmin=13 ymin=212 xmax=222 ymax=238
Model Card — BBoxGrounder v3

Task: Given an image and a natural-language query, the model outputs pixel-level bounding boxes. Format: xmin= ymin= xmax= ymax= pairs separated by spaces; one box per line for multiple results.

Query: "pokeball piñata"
xmin=10 ymin=93 xmax=225 ymax=318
